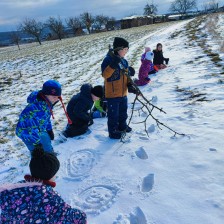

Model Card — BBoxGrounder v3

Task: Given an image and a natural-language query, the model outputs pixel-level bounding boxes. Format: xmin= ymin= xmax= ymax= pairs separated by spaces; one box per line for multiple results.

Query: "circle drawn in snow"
xmin=65 ymin=149 xmax=96 ymax=180
xmin=77 ymin=185 xmax=118 ymax=214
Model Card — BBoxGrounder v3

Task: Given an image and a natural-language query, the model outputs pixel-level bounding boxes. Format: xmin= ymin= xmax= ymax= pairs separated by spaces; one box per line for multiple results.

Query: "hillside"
xmin=0 ymin=13 xmax=224 ymax=223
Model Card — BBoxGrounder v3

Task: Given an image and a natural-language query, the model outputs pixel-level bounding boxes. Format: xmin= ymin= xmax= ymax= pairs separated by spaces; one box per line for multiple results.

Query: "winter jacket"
xmin=135 ymin=59 xmax=154 ymax=86
xmin=67 ymin=84 xmax=93 ymax=127
xmin=101 ymin=54 xmax=130 ymax=98
xmin=16 ymin=91 xmax=53 ymax=146
xmin=0 ymin=181 xmax=87 ymax=223
xmin=153 ymin=49 xmax=166 ymax=65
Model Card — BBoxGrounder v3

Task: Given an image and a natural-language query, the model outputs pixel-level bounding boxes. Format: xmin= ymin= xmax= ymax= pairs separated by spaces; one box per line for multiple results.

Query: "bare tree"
xmin=10 ymin=30 xmax=21 ymax=50
xmin=94 ymin=15 xmax=109 ymax=30
xmin=203 ymin=0 xmax=219 ymax=13
xmin=106 ymin=17 xmax=116 ymax=30
xmin=80 ymin=12 xmax=94 ymax=34
xmin=144 ymin=3 xmax=158 ymax=15
xmin=46 ymin=16 xmax=64 ymax=40
xmin=20 ymin=18 xmax=44 ymax=45
xmin=170 ymin=0 xmax=197 ymax=15
xmin=66 ymin=17 xmax=82 ymax=35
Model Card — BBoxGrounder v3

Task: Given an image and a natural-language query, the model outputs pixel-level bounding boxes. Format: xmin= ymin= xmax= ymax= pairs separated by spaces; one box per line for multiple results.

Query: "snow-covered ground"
xmin=0 ymin=13 xmax=224 ymax=223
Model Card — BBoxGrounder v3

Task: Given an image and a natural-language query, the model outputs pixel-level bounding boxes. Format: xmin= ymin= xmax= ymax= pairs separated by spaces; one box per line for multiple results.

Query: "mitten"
xmin=165 ymin=58 xmax=169 ymax=65
xmin=110 ymin=56 xmax=121 ymax=69
xmin=47 ymin=130 xmax=54 ymax=140
xmin=128 ymin=83 xmax=141 ymax=95
xmin=128 ymin=66 xmax=135 ymax=76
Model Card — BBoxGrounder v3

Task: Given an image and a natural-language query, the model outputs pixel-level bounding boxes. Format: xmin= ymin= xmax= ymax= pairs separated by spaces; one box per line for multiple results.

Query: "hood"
xmin=80 ymin=84 xmax=92 ymax=99
xmin=27 ymin=91 xmax=39 ymax=104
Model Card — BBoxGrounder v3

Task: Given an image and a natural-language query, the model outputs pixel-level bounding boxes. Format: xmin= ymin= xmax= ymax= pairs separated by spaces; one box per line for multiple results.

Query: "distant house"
xmin=153 ymin=15 xmax=168 ymax=23
xmin=218 ymin=6 xmax=224 ymax=12
xmin=168 ymin=14 xmax=182 ymax=21
xmin=120 ymin=15 xmax=153 ymax=29
xmin=106 ymin=20 xmax=121 ymax=30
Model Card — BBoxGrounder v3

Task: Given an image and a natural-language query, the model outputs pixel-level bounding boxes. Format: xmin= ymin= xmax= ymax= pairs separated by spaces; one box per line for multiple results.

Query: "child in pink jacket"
xmin=135 ymin=51 xmax=157 ymax=86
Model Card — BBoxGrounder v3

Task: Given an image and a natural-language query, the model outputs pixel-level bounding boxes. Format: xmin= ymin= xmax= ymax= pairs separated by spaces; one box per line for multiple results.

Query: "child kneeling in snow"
xmin=63 ymin=84 xmax=104 ymax=137
xmin=0 ymin=146 xmax=87 ymax=223
xmin=16 ymin=80 xmax=71 ymax=154
xmin=135 ymin=50 xmax=157 ymax=86
xmin=153 ymin=43 xmax=169 ymax=69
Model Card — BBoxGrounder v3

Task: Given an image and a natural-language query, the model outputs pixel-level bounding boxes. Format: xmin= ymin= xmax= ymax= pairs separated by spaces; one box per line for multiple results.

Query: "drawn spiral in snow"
xmin=65 ymin=149 xmax=97 ymax=180
xmin=76 ymin=185 xmax=118 ymax=214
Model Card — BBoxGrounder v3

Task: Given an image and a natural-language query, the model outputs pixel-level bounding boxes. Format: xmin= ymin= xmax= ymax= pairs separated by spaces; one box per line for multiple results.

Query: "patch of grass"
xmin=170 ymin=30 xmax=182 ymax=39
xmin=0 ymin=137 xmax=9 ymax=144
xmin=211 ymin=55 xmax=222 ymax=63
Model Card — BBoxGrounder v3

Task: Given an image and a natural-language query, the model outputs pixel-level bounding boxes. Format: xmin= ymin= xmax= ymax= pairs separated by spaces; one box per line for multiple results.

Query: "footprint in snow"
xmin=135 ymin=147 xmax=148 ymax=160
xmin=130 ymin=207 xmax=148 ymax=224
xmin=151 ymin=96 xmax=158 ymax=103
xmin=148 ymin=124 xmax=155 ymax=133
xmin=209 ymin=148 xmax=217 ymax=152
xmin=94 ymin=134 xmax=108 ymax=142
xmin=141 ymin=174 xmax=154 ymax=192
xmin=114 ymin=207 xmax=148 ymax=224
xmin=139 ymin=136 xmax=150 ymax=141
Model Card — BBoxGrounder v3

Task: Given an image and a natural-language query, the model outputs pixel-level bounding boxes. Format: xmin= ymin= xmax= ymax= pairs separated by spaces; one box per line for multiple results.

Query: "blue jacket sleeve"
xmin=101 ymin=56 xmax=112 ymax=73
xmin=46 ymin=119 xmax=52 ymax=131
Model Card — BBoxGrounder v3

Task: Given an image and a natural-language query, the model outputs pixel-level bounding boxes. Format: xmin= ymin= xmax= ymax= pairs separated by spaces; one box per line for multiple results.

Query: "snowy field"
xmin=0 ymin=13 xmax=224 ymax=223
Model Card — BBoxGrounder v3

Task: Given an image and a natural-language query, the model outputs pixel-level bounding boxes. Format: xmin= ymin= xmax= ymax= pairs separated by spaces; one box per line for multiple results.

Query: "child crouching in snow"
xmin=153 ymin=43 xmax=169 ymax=69
xmin=16 ymin=80 xmax=72 ymax=154
xmin=135 ymin=51 xmax=157 ymax=86
xmin=63 ymin=84 xmax=104 ymax=137
xmin=0 ymin=147 xmax=87 ymax=223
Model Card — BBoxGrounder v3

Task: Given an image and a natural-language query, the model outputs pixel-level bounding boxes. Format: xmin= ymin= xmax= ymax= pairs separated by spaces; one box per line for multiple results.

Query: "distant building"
xmin=120 ymin=15 xmax=153 ymax=29
xmin=153 ymin=15 xmax=168 ymax=23
xmin=106 ymin=20 xmax=121 ymax=30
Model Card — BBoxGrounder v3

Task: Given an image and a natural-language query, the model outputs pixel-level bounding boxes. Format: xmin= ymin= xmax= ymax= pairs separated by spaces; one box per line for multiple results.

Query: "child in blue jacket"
xmin=16 ymin=80 xmax=71 ymax=153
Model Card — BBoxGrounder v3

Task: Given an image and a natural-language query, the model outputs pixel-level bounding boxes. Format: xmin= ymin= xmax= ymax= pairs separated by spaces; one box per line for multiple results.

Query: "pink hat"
xmin=145 ymin=47 xmax=151 ymax=53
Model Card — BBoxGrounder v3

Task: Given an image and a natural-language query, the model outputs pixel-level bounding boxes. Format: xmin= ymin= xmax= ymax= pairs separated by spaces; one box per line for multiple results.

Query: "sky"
xmin=0 ymin=0 xmax=222 ymax=32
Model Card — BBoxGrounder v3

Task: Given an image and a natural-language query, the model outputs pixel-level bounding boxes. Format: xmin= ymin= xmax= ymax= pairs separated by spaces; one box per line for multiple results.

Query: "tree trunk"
xmin=17 ymin=43 xmax=20 ymax=50
xmin=37 ymin=37 xmax=42 ymax=45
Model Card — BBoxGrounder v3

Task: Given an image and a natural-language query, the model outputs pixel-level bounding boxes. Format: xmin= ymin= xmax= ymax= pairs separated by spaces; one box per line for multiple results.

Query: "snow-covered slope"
xmin=0 ymin=14 xmax=224 ymax=224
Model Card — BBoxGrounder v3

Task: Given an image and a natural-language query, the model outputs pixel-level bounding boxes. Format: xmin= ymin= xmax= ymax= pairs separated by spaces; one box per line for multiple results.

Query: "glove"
xmin=128 ymin=66 xmax=135 ymax=76
xmin=47 ymin=130 xmax=54 ymax=140
xmin=88 ymin=118 xmax=94 ymax=126
xmin=165 ymin=58 xmax=169 ymax=65
xmin=128 ymin=83 xmax=141 ymax=95
xmin=110 ymin=56 xmax=122 ymax=69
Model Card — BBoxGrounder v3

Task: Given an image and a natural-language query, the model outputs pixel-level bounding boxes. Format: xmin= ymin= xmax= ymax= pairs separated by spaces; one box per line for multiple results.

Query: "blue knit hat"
xmin=42 ymin=80 xmax=62 ymax=96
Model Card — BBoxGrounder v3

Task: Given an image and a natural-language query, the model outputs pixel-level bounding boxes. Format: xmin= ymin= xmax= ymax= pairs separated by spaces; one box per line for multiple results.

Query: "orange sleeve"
xmin=102 ymin=66 xmax=115 ymax=79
